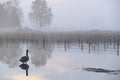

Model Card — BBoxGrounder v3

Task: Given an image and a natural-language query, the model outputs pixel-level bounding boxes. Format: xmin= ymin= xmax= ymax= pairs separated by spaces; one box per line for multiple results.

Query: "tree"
xmin=29 ymin=0 xmax=53 ymax=28
xmin=0 ymin=3 xmax=7 ymax=27
xmin=0 ymin=0 xmax=23 ymax=29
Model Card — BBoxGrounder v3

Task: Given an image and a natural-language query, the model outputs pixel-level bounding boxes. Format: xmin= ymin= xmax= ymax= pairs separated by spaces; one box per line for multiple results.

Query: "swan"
xmin=19 ymin=49 xmax=29 ymax=63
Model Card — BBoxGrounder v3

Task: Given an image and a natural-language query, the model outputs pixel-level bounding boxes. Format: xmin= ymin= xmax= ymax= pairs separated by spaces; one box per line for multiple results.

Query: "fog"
xmin=0 ymin=0 xmax=120 ymax=30
xmin=49 ymin=0 xmax=120 ymax=31
xmin=0 ymin=0 xmax=120 ymax=58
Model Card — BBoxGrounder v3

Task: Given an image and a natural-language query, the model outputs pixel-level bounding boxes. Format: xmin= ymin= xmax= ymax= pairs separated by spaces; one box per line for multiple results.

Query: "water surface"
xmin=0 ymin=40 xmax=120 ymax=80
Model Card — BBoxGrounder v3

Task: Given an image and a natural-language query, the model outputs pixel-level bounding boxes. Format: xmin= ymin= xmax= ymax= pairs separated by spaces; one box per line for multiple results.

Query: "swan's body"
xmin=19 ymin=49 xmax=29 ymax=63
xmin=19 ymin=56 xmax=29 ymax=63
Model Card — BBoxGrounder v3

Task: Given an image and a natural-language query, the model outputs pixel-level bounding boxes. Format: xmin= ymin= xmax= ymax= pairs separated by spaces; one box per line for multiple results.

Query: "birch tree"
xmin=29 ymin=0 xmax=53 ymax=28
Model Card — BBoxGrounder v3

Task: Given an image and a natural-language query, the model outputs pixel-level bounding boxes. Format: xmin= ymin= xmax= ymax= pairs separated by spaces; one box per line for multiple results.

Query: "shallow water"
xmin=0 ymin=41 xmax=120 ymax=80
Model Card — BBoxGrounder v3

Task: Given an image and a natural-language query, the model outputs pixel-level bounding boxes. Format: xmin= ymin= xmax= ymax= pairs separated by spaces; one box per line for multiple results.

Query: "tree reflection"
xmin=0 ymin=40 xmax=54 ymax=68
xmin=0 ymin=42 xmax=22 ymax=68
xmin=29 ymin=43 xmax=53 ymax=67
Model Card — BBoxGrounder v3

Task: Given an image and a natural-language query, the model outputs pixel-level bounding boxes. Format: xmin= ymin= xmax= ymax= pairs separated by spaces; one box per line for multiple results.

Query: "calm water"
xmin=0 ymin=41 xmax=120 ymax=80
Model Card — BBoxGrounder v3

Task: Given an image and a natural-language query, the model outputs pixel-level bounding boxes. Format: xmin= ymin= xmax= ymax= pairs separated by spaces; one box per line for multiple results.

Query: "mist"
xmin=0 ymin=0 xmax=119 ymax=31
xmin=49 ymin=0 xmax=120 ymax=31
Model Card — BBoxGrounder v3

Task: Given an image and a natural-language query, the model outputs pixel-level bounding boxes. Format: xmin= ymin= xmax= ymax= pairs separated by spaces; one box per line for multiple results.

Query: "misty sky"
xmin=1 ymin=0 xmax=120 ymax=31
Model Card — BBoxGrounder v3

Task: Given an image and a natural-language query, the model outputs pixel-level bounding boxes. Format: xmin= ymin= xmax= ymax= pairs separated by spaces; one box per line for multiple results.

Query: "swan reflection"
xmin=19 ymin=63 xmax=29 ymax=76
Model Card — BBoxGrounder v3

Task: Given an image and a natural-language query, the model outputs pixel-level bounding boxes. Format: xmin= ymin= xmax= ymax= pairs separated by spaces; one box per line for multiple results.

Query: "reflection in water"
xmin=82 ymin=67 xmax=120 ymax=75
xmin=0 ymin=41 xmax=54 ymax=68
xmin=29 ymin=43 xmax=53 ymax=67
xmin=19 ymin=63 xmax=29 ymax=76
xmin=0 ymin=39 xmax=119 ymax=68
xmin=0 ymin=38 xmax=119 ymax=78
xmin=0 ymin=41 xmax=54 ymax=78
xmin=0 ymin=42 xmax=22 ymax=68
xmin=0 ymin=40 xmax=119 ymax=79
xmin=0 ymin=41 xmax=54 ymax=76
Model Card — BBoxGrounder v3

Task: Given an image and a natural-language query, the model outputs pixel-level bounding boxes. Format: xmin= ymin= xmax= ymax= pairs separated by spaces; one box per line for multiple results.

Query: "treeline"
xmin=0 ymin=0 xmax=22 ymax=28
xmin=0 ymin=30 xmax=120 ymax=55
xmin=0 ymin=0 xmax=53 ymax=29
xmin=0 ymin=30 xmax=120 ymax=43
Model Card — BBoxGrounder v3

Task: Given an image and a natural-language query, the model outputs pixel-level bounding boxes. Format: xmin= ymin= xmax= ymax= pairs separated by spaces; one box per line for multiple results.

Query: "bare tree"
xmin=29 ymin=0 xmax=53 ymax=28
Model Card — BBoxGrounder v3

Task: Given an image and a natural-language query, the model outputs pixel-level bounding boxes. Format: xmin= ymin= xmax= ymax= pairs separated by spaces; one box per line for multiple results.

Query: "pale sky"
xmin=1 ymin=0 xmax=120 ymax=31
xmin=48 ymin=0 xmax=120 ymax=31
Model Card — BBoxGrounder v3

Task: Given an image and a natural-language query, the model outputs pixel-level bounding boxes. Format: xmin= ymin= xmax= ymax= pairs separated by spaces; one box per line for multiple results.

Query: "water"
xmin=0 ymin=40 xmax=120 ymax=80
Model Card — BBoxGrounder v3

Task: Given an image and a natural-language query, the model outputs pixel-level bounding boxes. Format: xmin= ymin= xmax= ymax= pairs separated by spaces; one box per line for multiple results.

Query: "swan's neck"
xmin=26 ymin=52 xmax=28 ymax=57
xmin=26 ymin=49 xmax=29 ymax=57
